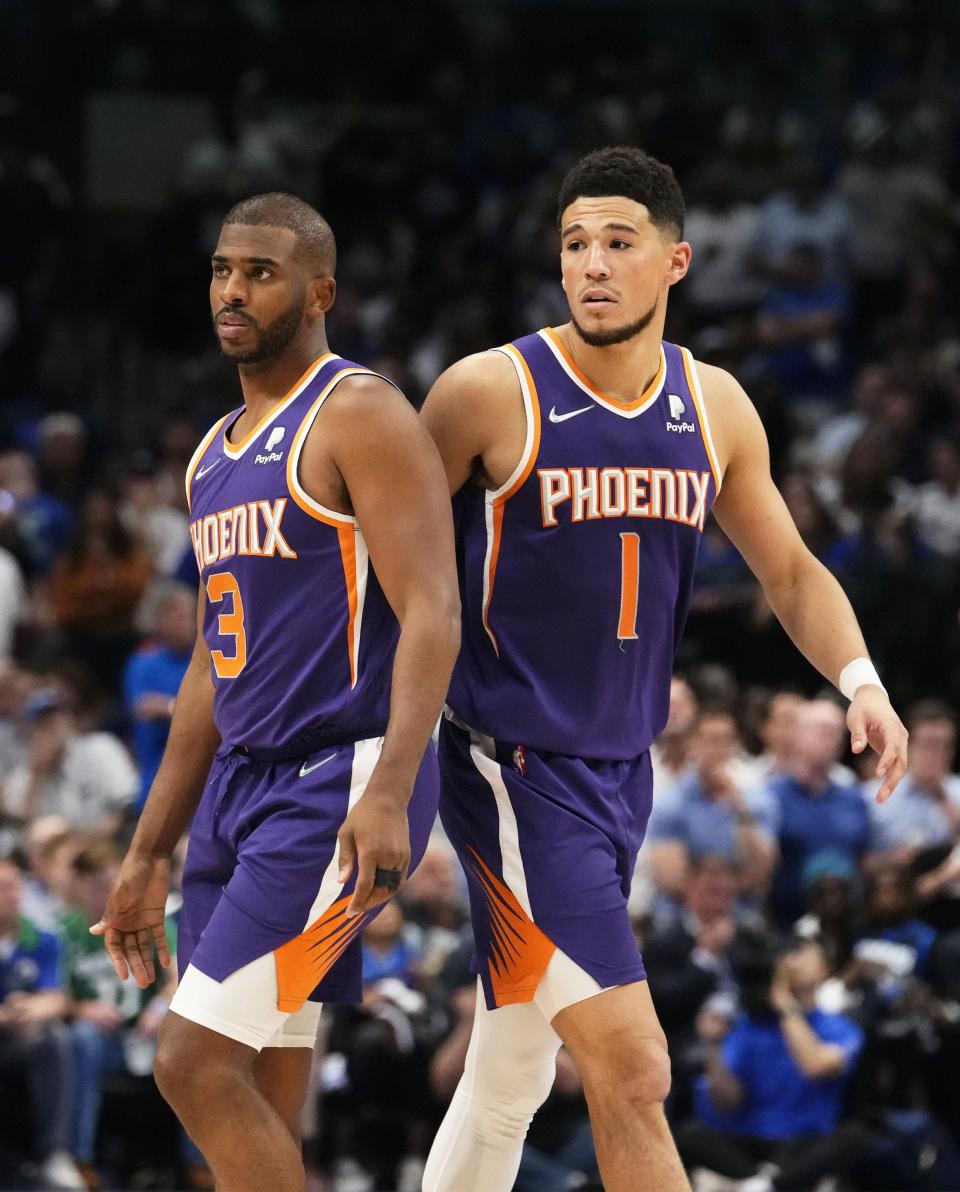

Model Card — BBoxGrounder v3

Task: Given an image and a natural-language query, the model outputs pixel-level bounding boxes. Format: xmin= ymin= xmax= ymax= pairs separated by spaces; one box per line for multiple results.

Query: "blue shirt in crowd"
xmin=863 ymin=773 xmax=960 ymax=854
xmin=766 ymin=774 xmax=870 ymax=925
xmin=696 ymin=1009 xmax=864 ymax=1139
xmin=124 ymin=643 xmax=191 ymax=810
xmin=0 ymin=917 xmax=62 ymax=1001
xmin=647 ymin=771 xmax=778 ymax=863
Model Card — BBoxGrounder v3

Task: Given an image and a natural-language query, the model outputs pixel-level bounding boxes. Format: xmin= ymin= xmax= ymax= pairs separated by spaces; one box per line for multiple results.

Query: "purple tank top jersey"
xmin=186 ymin=354 xmax=398 ymax=754
xmin=446 ymin=328 xmax=721 ymax=761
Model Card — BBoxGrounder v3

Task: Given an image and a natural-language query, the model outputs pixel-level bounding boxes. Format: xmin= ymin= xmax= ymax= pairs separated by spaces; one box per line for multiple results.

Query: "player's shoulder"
xmin=430 ymin=348 xmax=521 ymax=403
xmin=685 ymin=356 xmax=764 ymax=469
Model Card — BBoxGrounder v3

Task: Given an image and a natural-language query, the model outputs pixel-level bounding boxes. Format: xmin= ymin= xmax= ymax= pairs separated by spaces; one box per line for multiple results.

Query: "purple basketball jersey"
xmin=186 ymin=354 xmax=399 ymax=753
xmin=446 ymin=328 xmax=720 ymax=760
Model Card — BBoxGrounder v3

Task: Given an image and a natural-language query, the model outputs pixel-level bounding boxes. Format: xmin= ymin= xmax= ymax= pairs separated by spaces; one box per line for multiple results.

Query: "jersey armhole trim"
xmin=286 ymin=367 xmax=375 ymax=527
xmin=480 ymin=345 xmax=542 ymax=654
xmin=680 ymin=347 xmax=722 ymax=495
xmin=488 ymin=345 xmax=541 ymax=500
xmin=185 ymin=414 xmax=231 ymax=513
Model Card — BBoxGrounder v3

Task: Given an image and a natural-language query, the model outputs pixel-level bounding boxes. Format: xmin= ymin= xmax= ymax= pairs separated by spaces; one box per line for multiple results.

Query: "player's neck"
xmin=235 ymin=336 xmax=331 ymax=421
xmin=558 ymin=321 xmax=665 ymax=406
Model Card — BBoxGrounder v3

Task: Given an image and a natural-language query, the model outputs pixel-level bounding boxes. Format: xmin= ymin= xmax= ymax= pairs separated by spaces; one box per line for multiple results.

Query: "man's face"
xmin=559 ymin=196 xmax=689 ymax=347
xmin=695 ymin=714 xmax=738 ymax=771
xmin=211 ymin=224 xmax=316 ymax=366
xmin=792 ymin=701 xmax=845 ymax=770
xmin=910 ymin=719 xmax=955 ymax=787
xmin=687 ymin=862 xmax=736 ymax=922
xmin=73 ymin=865 xmax=118 ymax=923
xmin=157 ymin=592 xmax=197 ymax=654
xmin=763 ymin=692 xmax=802 ymax=755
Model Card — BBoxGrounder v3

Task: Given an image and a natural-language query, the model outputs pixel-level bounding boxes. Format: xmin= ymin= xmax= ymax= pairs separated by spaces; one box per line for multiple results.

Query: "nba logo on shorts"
xmin=513 ymin=744 xmax=527 ymax=776
xmin=265 ymin=426 xmax=286 ymax=452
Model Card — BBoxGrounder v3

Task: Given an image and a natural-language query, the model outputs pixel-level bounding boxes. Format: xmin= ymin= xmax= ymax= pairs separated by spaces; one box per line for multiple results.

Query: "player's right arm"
xmin=92 ymin=590 xmax=220 ymax=987
xmin=419 ymin=350 xmax=528 ymax=495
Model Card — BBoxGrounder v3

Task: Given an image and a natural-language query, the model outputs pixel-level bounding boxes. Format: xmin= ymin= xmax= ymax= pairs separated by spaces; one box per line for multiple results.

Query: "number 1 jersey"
xmin=185 ymin=354 xmax=399 ymax=754
xmin=446 ymin=328 xmax=720 ymax=761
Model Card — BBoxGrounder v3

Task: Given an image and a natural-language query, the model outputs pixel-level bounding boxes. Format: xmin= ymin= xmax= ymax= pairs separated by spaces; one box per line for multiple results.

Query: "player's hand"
xmin=337 ymin=786 xmax=411 ymax=918
xmin=90 ymin=852 xmax=171 ymax=988
xmin=847 ymin=686 xmax=909 ymax=804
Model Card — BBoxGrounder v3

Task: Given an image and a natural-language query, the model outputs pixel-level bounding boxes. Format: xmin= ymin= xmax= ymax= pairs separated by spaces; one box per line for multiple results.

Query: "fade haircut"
xmin=558 ymin=146 xmax=685 ymax=239
xmin=222 ymin=192 xmax=337 ymax=277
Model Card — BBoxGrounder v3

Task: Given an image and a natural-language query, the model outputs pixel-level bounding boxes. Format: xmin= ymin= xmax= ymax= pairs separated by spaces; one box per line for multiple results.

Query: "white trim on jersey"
xmin=487 ymin=348 xmax=537 ymax=500
xmin=538 ymin=331 xmax=667 ymax=420
xmin=286 ymin=366 xmax=370 ymax=526
xmin=680 ymin=346 xmax=723 ymax=494
xmin=222 ymin=355 xmax=338 ymax=461
xmin=350 ymin=531 xmax=370 ymax=692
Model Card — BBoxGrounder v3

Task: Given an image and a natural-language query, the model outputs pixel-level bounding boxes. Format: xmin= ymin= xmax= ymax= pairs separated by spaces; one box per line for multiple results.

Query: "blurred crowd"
xmin=1 ymin=0 xmax=960 ymax=1188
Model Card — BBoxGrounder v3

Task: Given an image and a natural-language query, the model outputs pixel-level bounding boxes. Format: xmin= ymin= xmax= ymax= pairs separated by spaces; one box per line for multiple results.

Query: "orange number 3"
xmin=207 ymin=571 xmax=247 ymax=678
xmin=618 ymin=532 xmax=639 ymax=641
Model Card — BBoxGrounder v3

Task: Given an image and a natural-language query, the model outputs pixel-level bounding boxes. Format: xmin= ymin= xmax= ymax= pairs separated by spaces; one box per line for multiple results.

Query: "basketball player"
xmin=419 ymin=147 xmax=908 ymax=1192
xmin=92 ymin=193 xmax=460 ymax=1192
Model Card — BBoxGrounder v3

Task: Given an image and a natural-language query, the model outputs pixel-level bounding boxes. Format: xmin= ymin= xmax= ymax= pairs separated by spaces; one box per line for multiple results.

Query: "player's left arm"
xmin=701 ymin=363 xmax=908 ymax=803
xmin=317 ymin=374 xmax=460 ymax=915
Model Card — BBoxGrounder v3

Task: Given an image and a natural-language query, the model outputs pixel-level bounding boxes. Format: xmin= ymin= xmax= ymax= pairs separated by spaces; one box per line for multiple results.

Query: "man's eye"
xmin=252 ymin=268 xmax=272 ymax=280
xmin=566 ymin=241 xmax=583 ymax=252
xmin=611 ymin=240 xmax=631 ymax=249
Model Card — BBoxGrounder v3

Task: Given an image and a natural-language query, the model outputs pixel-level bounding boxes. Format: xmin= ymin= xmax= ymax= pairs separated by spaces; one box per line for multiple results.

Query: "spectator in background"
xmin=737 ymin=689 xmax=803 ymax=791
xmin=1 ymin=689 xmax=137 ymax=833
xmin=765 ymin=699 xmax=870 ymax=926
xmin=754 ymin=242 xmax=849 ymax=410
xmin=36 ymin=413 xmax=89 ymax=508
xmin=753 ymin=157 xmax=849 ymax=282
xmin=400 ymin=835 xmax=469 ymax=982
xmin=914 ymin=436 xmax=960 ymax=559
xmin=124 ymin=581 xmax=195 ymax=812
xmin=19 ymin=816 xmax=76 ymax=932
xmin=118 ymin=453 xmax=190 ymax=578
xmin=682 ymin=162 xmax=763 ymax=317
xmin=651 ymin=675 xmax=699 ymax=797
xmin=60 ymin=840 xmax=166 ymax=1186
xmin=793 ymin=850 xmax=860 ymax=977
xmin=362 ymin=901 xmax=421 ymax=990
xmin=0 ymin=857 xmax=81 ymax=1190
xmin=648 ymin=709 xmax=778 ymax=907
xmin=50 ymin=488 xmax=153 ymax=692
xmin=0 ymin=450 xmax=73 ymax=576
xmin=864 ymin=701 xmax=960 ymax=872
xmin=680 ymin=939 xmax=870 ymax=1192
xmin=645 ymin=855 xmax=743 ymax=1115
xmin=809 ymin=362 xmax=893 ymax=477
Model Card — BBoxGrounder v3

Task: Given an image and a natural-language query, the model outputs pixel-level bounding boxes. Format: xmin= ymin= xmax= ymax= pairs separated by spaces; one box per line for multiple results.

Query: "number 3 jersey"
xmin=185 ymin=354 xmax=399 ymax=754
xmin=446 ymin=328 xmax=720 ymax=761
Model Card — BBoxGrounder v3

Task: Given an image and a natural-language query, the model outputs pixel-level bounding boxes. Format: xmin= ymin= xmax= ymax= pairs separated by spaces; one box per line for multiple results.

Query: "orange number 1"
xmin=206 ymin=571 xmax=247 ymax=678
xmin=618 ymin=532 xmax=640 ymax=641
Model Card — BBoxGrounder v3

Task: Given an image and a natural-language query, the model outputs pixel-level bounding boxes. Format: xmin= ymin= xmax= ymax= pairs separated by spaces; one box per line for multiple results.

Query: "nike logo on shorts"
xmin=548 ymin=404 xmax=594 ymax=423
xmin=299 ymin=754 xmax=337 ymax=777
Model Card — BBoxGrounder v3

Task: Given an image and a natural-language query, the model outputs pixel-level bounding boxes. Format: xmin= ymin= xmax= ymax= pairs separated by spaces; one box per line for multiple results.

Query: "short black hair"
xmin=557 ymin=146 xmax=685 ymax=238
xmin=222 ymin=192 xmax=337 ymax=277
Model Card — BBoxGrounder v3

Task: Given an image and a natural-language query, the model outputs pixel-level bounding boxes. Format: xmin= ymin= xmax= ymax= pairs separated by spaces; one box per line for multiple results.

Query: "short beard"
xmin=570 ymin=297 xmax=659 ymax=347
xmin=216 ymin=295 xmax=306 ymax=366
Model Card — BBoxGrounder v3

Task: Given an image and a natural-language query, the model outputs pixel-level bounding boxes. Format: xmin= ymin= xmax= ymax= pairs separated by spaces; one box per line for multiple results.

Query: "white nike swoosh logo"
xmin=549 ymin=405 xmax=594 ymax=423
xmin=299 ymin=754 xmax=337 ymax=777
xmin=195 ymin=459 xmax=221 ymax=479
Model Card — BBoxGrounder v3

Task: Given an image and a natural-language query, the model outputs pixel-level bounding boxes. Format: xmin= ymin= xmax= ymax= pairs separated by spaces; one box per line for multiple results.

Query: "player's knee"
xmin=584 ymin=1035 xmax=672 ymax=1109
xmin=468 ymin=1050 xmax=557 ymax=1145
xmin=154 ymin=1022 xmax=241 ymax=1114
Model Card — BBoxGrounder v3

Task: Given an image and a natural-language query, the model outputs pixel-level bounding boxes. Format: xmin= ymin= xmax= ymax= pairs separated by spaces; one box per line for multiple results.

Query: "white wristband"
xmin=838 ymin=657 xmax=886 ymax=702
